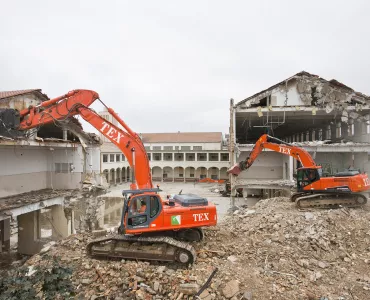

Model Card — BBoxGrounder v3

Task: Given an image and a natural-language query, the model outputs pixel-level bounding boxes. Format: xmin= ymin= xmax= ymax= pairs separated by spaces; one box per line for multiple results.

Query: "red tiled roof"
xmin=140 ymin=132 xmax=222 ymax=143
xmin=0 ymin=89 xmax=48 ymax=100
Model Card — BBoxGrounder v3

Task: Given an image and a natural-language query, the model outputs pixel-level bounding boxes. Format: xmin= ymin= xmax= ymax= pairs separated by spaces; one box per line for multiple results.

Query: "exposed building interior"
xmin=231 ymin=71 xmax=370 ymax=198
xmin=0 ymin=89 xmax=104 ymax=255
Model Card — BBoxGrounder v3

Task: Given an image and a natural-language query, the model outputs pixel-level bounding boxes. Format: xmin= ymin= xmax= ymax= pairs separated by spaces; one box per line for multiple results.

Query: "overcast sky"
xmin=1 ymin=1 xmax=369 ymax=134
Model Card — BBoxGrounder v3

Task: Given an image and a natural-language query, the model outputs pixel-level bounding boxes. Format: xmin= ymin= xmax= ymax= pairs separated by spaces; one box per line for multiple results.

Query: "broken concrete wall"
xmin=314 ymin=152 xmax=367 ymax=175
xmin=354 ymin=153 xmax=370 ymax=174
xmin=271 ymin=81 xmax=302 ymax=106
xmin=0 ymin=147 xmax=49 ymax=197
xmin=346 ymin=117 xmax=370 ymax=143
xmin=0 ymin=145 xmax=88 ymax=197
xmin=236 ymin=151 xmax=284 ymax=179
xmin=46 ymin=147 xmax=84 ymax=190
xmin=0 ymin=93 xmax=43 ymax=111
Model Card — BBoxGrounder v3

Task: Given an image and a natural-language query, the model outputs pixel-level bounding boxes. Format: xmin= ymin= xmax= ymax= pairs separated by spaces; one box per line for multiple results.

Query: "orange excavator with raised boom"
xmin=228 ymin=134 xmax=369 ymax=208
xmin=5 ymin=89 xmax=217 ymax=264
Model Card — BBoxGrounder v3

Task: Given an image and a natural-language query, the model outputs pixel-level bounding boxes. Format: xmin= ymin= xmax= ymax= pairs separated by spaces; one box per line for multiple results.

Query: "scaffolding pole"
xmin=229 ymin=98 xmax=236 ymax=208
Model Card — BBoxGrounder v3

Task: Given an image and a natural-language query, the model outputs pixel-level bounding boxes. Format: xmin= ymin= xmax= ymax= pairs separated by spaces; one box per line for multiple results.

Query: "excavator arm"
xmin=17 ymin=89 xmax=152 ymax=190
xmin=228 ymin=134 xmax=317 ymax=175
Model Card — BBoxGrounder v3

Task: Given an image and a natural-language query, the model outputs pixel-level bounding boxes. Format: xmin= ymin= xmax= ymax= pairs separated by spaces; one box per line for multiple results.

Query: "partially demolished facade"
xmin=0 ymin=89 xmax=103 ymax=197
xmin=0 ymin=89 xmax=103 ymax=254
xmin=230 ymin=71 xmax=370 ymax=197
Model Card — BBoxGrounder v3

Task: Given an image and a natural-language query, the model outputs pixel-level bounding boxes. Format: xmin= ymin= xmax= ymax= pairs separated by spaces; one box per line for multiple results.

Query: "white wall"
xmin=0 ymin=144 xmax=90 ymax=197
xmin=85 ymin=147 xmax=101 ymax=173
xmin=0 ymin=147 xmax=49 ymax=175
xmin=0 ymin=94 xmax=42 ymax=110
xmin=309 ymin=152 xmax=367 ymax=175
xmin=271 ymin=84 xmax=303 ymax=107
xmin=236 ymin=151 xmax=284 ymax=179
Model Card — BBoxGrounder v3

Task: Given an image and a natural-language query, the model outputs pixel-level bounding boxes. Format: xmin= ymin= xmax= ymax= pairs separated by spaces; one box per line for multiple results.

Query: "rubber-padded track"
xmin=86 ymin=235 xmax=197 ymax=265
xmin=295 ymin=193 xmax=368 ymax=209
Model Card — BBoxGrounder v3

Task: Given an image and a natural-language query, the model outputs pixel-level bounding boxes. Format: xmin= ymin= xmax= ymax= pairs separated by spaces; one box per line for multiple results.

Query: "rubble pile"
xmin=1 ymin=197 xmax=370 ymax=299
xmin=213 ymin=197 xmax=370 ymax=299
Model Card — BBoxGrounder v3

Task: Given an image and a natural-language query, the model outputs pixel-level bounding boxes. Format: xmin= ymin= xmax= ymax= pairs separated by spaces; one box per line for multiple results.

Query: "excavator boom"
xmin=17 ymin=89 xmax=152 ymax=190
xmin=228 ymin=134 xmax=316 ymax=175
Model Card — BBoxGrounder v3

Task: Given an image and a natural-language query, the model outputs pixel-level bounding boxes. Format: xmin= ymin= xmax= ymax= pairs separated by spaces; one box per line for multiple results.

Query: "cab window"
xmin=150 ymin=196 xmax=160 ymax=218
xmin=297 ymin=170 xmax=304 ymax=181
xmin=130 ymin=196 xmax=147 ymax=215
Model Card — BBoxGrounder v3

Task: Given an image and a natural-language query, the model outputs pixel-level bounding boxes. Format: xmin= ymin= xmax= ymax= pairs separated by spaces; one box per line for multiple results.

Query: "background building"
xmin=99 ymin=110 xmax=230 ymax=185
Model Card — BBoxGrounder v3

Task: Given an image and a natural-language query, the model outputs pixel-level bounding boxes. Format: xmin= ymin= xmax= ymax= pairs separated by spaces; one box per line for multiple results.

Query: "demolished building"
xmin=0 ymin=89 xmax=104 ymax=255
xmin=229 ymin=71 xmax=370 ymax=198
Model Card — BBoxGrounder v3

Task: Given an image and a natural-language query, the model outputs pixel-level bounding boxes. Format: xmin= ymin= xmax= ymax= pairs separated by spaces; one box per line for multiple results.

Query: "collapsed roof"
xmin=234 ymin=71 xmax=370 ymax=143
xmin=236 ymin=71 xmax=370 ymax=108
xmin=0 ymin=89 xmax=100 ymax=146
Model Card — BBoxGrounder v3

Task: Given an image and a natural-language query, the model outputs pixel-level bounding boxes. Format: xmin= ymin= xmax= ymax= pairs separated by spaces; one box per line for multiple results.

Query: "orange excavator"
xmin=7 ymin=89 xmax=217 ymax=264
xmin=228 ymin=134 xmax=369 ymax=208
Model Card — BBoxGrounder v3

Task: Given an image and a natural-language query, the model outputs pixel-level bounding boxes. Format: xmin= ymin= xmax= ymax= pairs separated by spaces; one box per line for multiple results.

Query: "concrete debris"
xmin=304 ymin=212 xmax=315 ymax=220
xmin=243 ymin=291 xmax=253 ymax=300
xmin=222 ymin=280 xmax=240 ymax=298
xmin=227 ymin=255 xmax=238 ymax=263
xmin=178 ymin=283 xmax=199 ymax=295
xmin=1 ymin=196 xmax=369 ymax=299
xmin=91 ymin=229 xmax=107 ymax=238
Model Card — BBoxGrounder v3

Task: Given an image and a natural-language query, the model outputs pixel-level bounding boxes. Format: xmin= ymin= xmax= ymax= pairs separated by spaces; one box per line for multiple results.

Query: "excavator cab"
xmin=119 ymin=188 xmax=163 ymax=233
xmin=296 ymin=167 xmax=321 ymax=191
xmin=126 ymin=194 xmax=161 ymax=228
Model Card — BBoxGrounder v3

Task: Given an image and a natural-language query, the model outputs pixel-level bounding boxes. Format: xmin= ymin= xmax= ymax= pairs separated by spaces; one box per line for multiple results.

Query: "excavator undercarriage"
xmin=86 ymin=229 xmax=202 ymax=264
xmin=291 ymin=192 xmax=368 ymax=209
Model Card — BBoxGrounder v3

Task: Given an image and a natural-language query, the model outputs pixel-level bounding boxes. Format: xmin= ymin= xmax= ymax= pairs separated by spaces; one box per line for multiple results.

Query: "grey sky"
xmin=1 ymin=0 xmax=369 ymax=134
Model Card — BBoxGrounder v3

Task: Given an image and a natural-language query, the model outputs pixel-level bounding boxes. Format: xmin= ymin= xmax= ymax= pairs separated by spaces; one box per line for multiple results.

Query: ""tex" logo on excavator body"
xmin=278 ymin=146 xmax=291 ymax=155
xmin=193 ymin=213 xmax=209 ymax=222
xmin=100 ymin=121 xmax=123 ymax=143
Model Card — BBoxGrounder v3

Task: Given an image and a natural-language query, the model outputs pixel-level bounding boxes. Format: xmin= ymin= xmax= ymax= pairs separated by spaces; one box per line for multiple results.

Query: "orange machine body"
xmin=297 ymin=166 xmax=370 ymax=193
xmin=122 ymin=192 xmax=217 ymax=235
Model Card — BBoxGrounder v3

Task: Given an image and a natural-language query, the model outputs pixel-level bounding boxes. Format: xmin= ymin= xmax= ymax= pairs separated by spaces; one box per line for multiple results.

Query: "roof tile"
xmin=140 ymin=132 xmax=222 ymax=143
xmin=0 ymin=89 xmax=46 ymax=100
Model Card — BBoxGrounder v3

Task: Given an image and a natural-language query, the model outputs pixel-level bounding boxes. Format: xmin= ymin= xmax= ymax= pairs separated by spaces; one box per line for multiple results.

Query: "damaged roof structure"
xmin=0 ymin=88 xmax=104 ymax=198
xmin=0 ymin=89 xmax=101 ymax=146
xmin=230 ymin=71 xmax=370 ymax=194
xmin=235 ymin=71 xmax=370 ymax=143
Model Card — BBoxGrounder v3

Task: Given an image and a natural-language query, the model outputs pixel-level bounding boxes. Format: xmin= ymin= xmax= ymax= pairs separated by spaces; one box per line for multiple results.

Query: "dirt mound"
xmin=1 ymin=197 xmax=369 ymax=299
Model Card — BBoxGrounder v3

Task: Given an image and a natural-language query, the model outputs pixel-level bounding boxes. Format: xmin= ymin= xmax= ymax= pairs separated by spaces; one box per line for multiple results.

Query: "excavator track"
xmin=295 ymin=193 xmax=367 ymax=209
xmin=86 ymin=235 xmax=197 ymax=265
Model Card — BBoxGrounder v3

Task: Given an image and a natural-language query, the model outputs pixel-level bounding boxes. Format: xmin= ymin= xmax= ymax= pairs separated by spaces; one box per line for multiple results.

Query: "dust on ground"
xmin=1 ymin=183 xmax=370 ymax=300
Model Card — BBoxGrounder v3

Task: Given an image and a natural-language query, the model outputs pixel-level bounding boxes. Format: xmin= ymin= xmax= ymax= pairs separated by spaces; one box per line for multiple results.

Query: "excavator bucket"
xmin=0 ymin=109 xmax=23 ymax=138
xmin=227 ymin=163 xmax=242 ymax=175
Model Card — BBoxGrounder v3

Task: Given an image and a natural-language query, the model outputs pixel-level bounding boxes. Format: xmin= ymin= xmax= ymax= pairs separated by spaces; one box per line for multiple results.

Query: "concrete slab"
xmin=234 ymin=179 xmax=295 ymax=189
xmin=0 ymin=189 xmax=73 ymax=221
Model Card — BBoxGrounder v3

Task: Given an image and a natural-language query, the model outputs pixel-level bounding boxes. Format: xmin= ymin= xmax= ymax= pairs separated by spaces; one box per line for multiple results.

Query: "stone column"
xmin=18 ymin=211 xmax=43 ymax=255
xmin=0 ymin=218 xmax=10 ymax=253
xmin=50 ymin=205 xmax=74 ymax=239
